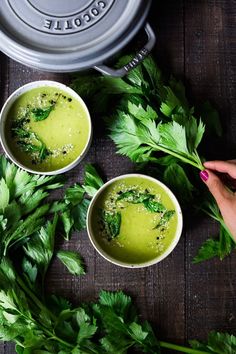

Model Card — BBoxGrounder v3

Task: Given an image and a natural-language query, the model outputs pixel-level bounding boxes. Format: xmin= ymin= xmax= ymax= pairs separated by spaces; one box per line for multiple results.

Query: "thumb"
xmin=199 ymin=169 xmax=232 ymax=207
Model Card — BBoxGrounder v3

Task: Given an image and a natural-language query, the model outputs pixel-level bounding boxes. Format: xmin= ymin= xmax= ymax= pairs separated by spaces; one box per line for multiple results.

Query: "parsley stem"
xmin=149 ymin=143 xmax=203 ymax=170
xmin=218 ymin=218 xmax=236 ymax=244
xmin=160 ymin=341 xmax=208 ymax=354
xmin=16 ymin=276 xmax=57 ymax=322
xmin=17 ymin=276 xmax=74 ymax=349
xmin=201 ymin=207 xmax=236 ymax=245
xmin=49 ymin=335 xmax=74 ymax=349
xmin=15 ymin=339 xmax=23 ymax=347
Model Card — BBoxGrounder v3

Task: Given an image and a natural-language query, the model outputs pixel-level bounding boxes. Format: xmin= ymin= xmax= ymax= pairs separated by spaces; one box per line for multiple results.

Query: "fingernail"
xmin=200 ymin=170 xmax=209 ymax=182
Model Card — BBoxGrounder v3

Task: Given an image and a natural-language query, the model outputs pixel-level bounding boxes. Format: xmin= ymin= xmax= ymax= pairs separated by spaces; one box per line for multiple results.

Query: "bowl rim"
xmin=0 ymin=80 xmax=92 ymax=175
xmin=87 ymin=173 xmax=183 ymax=268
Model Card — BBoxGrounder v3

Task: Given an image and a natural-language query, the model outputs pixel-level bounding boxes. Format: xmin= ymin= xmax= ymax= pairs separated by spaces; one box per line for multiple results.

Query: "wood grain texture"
xmin=184 ymin=0 xmax=236 ymax=344
xmin=0 ymin=1 xmax=235 ymax=353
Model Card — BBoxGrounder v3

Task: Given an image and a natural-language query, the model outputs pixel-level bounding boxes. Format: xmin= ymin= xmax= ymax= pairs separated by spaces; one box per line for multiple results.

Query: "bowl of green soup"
xmin=87 ymin=174 xmax=183 ymax=268
xmin=0 ymin=81 xmax=92 ymax=175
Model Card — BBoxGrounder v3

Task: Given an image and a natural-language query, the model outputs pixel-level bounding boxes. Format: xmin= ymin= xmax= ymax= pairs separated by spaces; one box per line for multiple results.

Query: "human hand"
xmin=200 ymin=160 xmax=236 ymax=242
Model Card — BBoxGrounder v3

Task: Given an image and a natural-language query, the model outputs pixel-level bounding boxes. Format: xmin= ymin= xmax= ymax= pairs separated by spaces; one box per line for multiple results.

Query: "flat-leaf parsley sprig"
xmin=108 ymin=101 xmax=204 ymax=170
xmin=0 ymin=155 xmax=235 ymax=352
xmin=71 ymin=55 xmax=235 ymax=263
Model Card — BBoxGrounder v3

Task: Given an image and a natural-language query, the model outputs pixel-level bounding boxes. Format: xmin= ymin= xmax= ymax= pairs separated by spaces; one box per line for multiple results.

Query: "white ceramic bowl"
xmin=0 ymin=80 xmax=92 ymax=175
xmin=87 ymin=174 xmax=183 ymax=268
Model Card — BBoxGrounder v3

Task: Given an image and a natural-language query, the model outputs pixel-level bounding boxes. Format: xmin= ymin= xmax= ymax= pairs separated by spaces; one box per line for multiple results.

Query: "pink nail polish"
xmin=200 ymin=170 xmax=209 ymax=182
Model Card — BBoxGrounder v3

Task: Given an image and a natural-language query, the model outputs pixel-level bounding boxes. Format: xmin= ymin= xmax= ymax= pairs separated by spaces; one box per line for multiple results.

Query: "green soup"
xmin=5 ymin=86 xmax=90 ymax=172
xmin=90 ymin=176 xmax=180 ymax=265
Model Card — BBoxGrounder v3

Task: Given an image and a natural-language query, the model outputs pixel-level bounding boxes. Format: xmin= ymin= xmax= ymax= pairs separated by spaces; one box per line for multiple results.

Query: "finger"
xmin=200 ymin=169 xmax=234 ymax=207
xmin=203 ymin=160 xmax=236 ymax=178
xmin=227 ymin=159 xmax=236 ymax=163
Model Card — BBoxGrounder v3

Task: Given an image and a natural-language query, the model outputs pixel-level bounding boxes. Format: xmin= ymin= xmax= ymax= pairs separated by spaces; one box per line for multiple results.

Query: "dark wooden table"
xmin=0 ymin=1 xmax=236 ymax=353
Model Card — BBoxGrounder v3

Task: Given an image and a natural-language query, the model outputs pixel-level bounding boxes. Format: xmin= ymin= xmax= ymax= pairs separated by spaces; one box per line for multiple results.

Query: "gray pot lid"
xmin=0 ymin=0 xmax=151 ymax=72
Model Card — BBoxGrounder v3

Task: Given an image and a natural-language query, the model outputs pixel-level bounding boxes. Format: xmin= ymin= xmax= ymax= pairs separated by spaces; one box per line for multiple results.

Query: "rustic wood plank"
xmin=0 ymin=1 xmax=235 ymax=353
xmin=146 ymin=0 xmax=186 ymax=346
xmin=184 ymin=0 xmax=236 ymax=344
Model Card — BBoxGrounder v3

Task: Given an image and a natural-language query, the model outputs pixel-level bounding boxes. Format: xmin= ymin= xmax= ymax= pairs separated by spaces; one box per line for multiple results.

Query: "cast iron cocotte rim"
xmin=0 ymin=0 xmax=156 ymax=76
xmin=0 ymin=80 xmax=92 ymax=175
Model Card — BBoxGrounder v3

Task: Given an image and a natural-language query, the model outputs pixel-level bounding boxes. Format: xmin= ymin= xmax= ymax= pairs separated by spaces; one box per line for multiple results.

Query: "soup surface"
xmin=90 ymin=176 xmax=179 ymax=264
xmin=5 ymin=86 xmax=90 ymax=172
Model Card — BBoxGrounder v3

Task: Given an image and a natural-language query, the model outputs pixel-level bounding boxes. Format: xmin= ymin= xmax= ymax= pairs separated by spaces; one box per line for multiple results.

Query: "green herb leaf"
xmin=13 ymin=125 xmax=51 ymax=164
xmin=23 ymin=215 xmax=58 ymax=278
xmin=108 ymin=107 xmax=204 ymax=170
xmin=72 ymin=199 xmax=90 ymax=233
xmin=32 ymin=106 xmax=54 ymax=122
xmin=117 ymin=189 xmax=166 ymax=213
xmin=143 ymin=199 xmax=166 ymax=213
xmin=117 ymin=189 xmax=151 ymax=203
xmin=64 ymin=184 xmax=85 ymax=206
xmin=160 ymin=86 xmax=184 ymax=118
xmin=10 ymin=167 xmax=33 ymax=198
xmin=57 ymin=250 xmax=85 ymax=276
xmin=82 ymin=164 xmax=104 ymax=197
xmin=129 ymin=322 xmax=148 ymax=342
xmin=19 ymin=189 xmax=49 ymax=216
xmin=22 ymin=257 xmax=38 ymax=284
xmin=48 ymin=295 xmax=72 ymax=316
xmin=101 ymin=211 xmax=121 ymax=240
xmin=154 ymin=210 xmax=175 ymax=229
xmin=0 ymin=178 xmax=10 ymax=211
xmin=2 ymin=204 xmax=50 ymax=259
xmin=0 ymin=216 xmax=7 ymax=233
xmin=128 ymin=101 xmax=158 ymax=121
xmin=78 ymin=55 xmax=232 ymax=262
xmin=97 ymin=291 xmax=161 ymax=354
xmin=193 ymin=224 xmax=236 ymax=264
xmin=163 ymin=163 xmax=194 ymax=206
xmin=218 ymin=225 xmax=235 ymax=260
xmin=142 ymin=56 xmax=164 ymax=93
xmin=198 ymin=101 xmax=222 ymax=137
xmin=98 ymin=290 xmax=133 ymax=316
xmin=11 ymin=127 xmax=31 ymax=139
xmin=60 ymin=210 xmax=74 ymax=240
xmin=189 ymin=331 xmax=236 ymax=353
xmin=159 ymin=121 xmax=191 ymax=155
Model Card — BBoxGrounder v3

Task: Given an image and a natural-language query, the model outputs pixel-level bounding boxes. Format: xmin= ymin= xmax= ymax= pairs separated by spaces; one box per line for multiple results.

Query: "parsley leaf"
xmin=64 ymin=184 xmax=85 ymax=206
xmin=0 ymin=178 xmax=10 ymax=212
xmin=189 ymin=331 xmax=236 ymax=353
xmin=11 ymin=120 xmax=51 ymax=164
xmin=198 ymin=101 xmax=222 ymax=137
xmin=71 ymin=55 xmax=234 ymax=262
xmin=15 ymin=133 xmax=51 ymax=164
xmin=193 ymin=238 xmax=221 ymax=264
xmin=117 ymin=189 xmax=166 ymax=213
xmin=154 ymin=210 xmax=175 ymax=229
xmin=72 ymin=198 xmax=90 ymax=233
xmin=101 ymin=211 xmax=121 ymax=240
xmin=82 ymin=164 xmax=104 ymax=197
xmin=57 ymin=250 xmax=85 ymax=276
xmin=23 ymin=215 xmax=58 ymax=280
xmin=194 ymin=195 xmax=236 ymax=262
xmin=32 ymin=106 xmax=54 ymax=122
xmin=163 ymin=163 xmax=194 ymax=206
xmin=193 ymin=225 xmax=236 ymax=263
xmin=53 ymin=164 xmax=103 ymax=240
xmin=108 ymin=107 xmax=204 ymax=170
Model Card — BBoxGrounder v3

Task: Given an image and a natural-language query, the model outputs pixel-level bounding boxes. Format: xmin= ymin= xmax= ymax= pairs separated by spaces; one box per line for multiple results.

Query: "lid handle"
xmin=93 ymin=23 xmax=156 ymax=77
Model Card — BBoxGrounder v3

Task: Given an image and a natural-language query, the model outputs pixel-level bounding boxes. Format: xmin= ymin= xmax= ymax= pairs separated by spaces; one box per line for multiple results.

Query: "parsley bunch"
xmin=0 ymin=156 xmax=108 ymax=283
xmin=0 ymin=156 xmax=235 ymax=353
xmin=0 ymin=156 xmax=101 ymax=253
xmin=71 ymin=55 xmax=236 ymax=263
xmin=0 ymin=259 xmax=235 ymax=353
